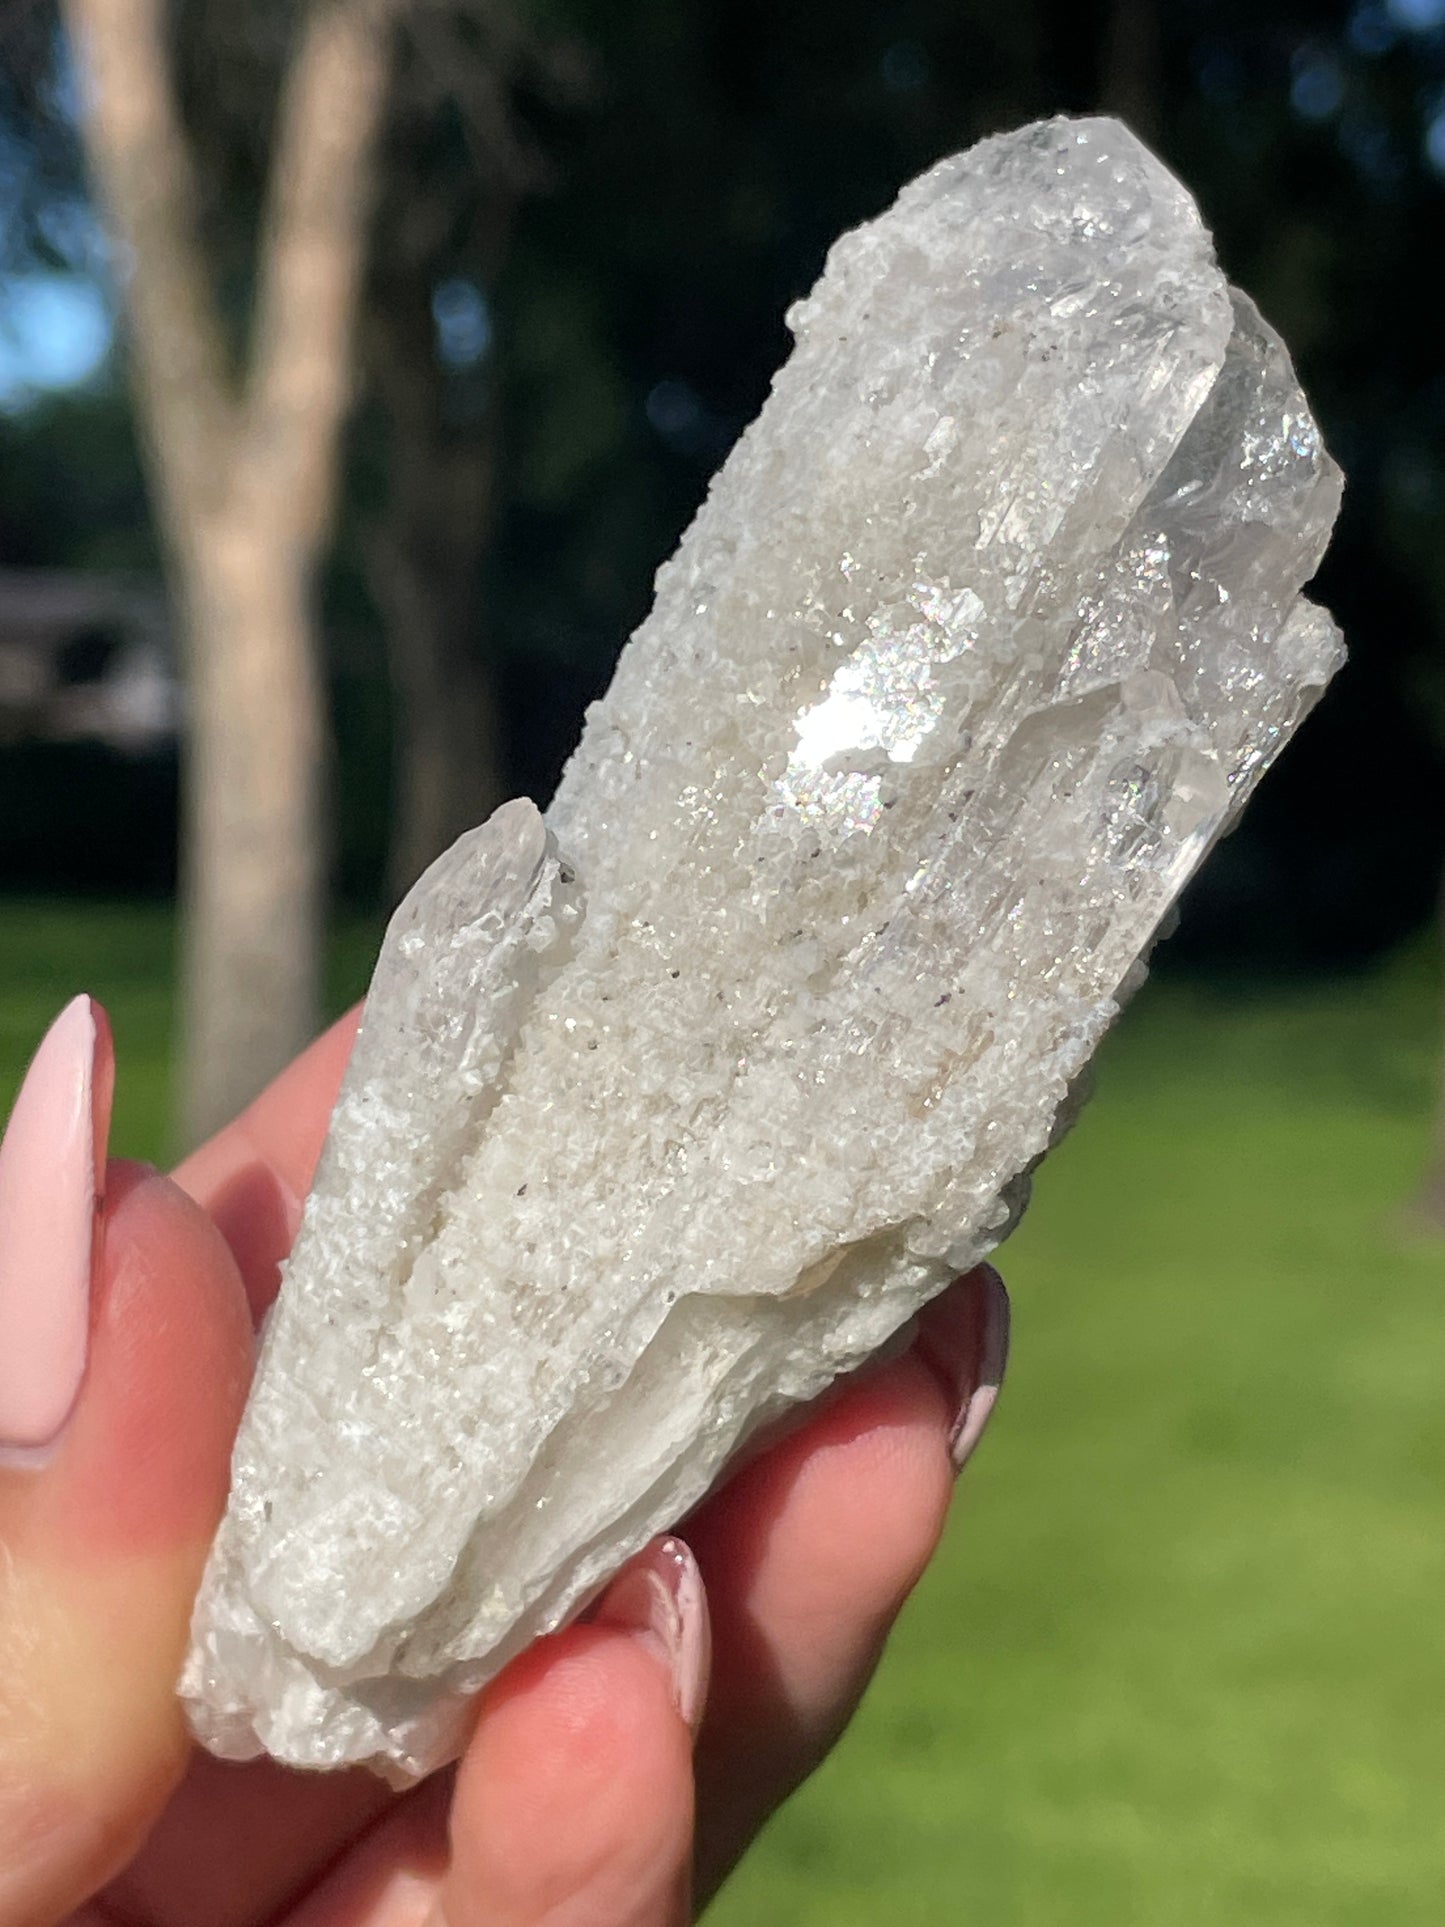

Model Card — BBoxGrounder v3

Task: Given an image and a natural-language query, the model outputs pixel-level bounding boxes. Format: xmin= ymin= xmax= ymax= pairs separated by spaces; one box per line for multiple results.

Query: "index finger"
xmin=172 ymin=1007 xmax=360 ymax=1321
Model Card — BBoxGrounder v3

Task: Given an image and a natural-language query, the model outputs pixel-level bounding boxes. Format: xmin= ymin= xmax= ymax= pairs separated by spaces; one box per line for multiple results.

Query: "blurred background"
xmin=2 ymin=0 xmax=1444 ymax=1918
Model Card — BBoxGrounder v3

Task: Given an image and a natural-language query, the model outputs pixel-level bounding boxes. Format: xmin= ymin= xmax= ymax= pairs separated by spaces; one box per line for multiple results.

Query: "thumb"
xmin=0 ymin=999 xmax=252 ymax=1926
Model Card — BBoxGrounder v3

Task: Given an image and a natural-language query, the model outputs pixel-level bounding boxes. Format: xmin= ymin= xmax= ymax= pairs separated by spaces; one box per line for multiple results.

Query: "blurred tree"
xmin=363 ymin=177 xmax=513 ymax=905
xmin=62 ymin=0 xmax=398 ymax=1140
xmin=164 ymin=0 xmax=581 ymax=903
xmin=353 ymin=7 xmax=580 ymax=900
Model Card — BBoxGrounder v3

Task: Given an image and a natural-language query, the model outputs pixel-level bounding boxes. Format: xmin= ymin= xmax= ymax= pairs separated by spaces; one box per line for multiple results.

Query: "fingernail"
xmin=917 ymin=1264 xmax=1011 ymax=1473
xmin=594 ymin=1535 xmax=712 ymax=1733
xmin=0 ymin=997 xmax=113 ymax=1459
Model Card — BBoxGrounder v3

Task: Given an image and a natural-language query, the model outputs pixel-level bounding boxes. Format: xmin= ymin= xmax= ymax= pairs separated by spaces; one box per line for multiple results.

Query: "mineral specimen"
xmin=182 ymin=114 xmax=1343 ymax=1778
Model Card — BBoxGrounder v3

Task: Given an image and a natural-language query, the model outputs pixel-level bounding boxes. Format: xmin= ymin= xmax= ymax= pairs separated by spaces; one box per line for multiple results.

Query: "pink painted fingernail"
xmin=594 ymin=1535 xmax=712 ymax=1733
xmin=917 ymin=1264 xmax=1011 ymax=1473
xmin=0 ymin=997 xmax=113 ymax=1459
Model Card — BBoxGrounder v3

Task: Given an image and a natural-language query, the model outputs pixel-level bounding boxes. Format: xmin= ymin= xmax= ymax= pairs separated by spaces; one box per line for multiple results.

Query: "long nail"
xmin=0 ymin=997 xmax=113 ymax=1460
xmin=594 ymin=1535 xmax=712 ymax=1733
xmin=916 ymin=1264 xmax=1011 ymax=1472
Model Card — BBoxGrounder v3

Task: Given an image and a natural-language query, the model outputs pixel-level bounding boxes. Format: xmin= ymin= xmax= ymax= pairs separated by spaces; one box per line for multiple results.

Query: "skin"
xmin=0 ymin=1013 xmax=997 ymax=1927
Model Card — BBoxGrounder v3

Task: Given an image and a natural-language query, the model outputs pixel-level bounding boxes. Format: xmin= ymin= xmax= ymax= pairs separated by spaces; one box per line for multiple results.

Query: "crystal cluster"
xmin=182 ymin=116 xmax=1343 ymax=1778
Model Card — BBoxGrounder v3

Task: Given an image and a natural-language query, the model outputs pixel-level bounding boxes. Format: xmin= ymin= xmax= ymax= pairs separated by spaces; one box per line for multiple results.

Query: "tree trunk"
xmin=64 ymin=0 xmax=397 ymax=1144
xmin=179 ymin=529 xmax=325 ymax=1135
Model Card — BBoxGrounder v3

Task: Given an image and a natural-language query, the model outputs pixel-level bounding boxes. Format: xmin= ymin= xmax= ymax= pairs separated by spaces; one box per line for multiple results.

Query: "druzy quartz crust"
xmin=182 ymin=115 xmax=1344 ymax=1778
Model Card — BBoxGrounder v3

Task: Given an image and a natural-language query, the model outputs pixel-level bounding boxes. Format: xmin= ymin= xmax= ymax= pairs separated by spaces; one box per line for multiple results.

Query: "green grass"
xmin=0 ymin=899 xmax=380 ymax=1164
xmin=715 ymin=951 xmax=1445 ymax=1925
xmin=3 ymin=902 xmax=1444 ymax=1923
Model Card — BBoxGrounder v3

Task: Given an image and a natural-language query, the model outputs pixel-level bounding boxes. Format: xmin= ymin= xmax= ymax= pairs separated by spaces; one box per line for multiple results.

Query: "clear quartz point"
xmin=182 ymin=115 xmax=1343 ymax=1779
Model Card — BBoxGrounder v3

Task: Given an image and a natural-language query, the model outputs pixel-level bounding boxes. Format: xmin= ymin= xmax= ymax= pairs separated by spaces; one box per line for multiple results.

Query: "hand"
xmin=0 ymin=998 xmax=1009 ymax=1927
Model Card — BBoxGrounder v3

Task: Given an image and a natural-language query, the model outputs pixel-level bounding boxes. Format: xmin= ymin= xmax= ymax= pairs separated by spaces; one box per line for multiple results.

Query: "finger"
xmin=100 ymin=1755 xmax=396 ymax=1927
xmin=269 ymin=1776 xmax=452 ymax=1927
xmin=172 ymin=1008 xmax=360 ymax=1321
xmin=0 ymin=1002 xmax=253 ymax=1924
xmin=427 ymin=1536 xmax=708 ymax=1927
xmin=108 ymin=1008 xmax=406 ymax=1927
xmin=686 ymin=1266 xmax=1010 ymax=1906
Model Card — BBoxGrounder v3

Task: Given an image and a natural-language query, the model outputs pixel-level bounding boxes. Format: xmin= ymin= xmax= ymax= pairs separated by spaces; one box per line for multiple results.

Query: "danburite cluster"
xmin=182 ymin=115 xmax=1343 ymax=1778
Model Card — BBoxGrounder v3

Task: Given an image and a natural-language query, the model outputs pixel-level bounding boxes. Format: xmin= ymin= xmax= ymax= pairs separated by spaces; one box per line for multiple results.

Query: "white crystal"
xmin=182 ymin=115 xmax=1343 ymax=1779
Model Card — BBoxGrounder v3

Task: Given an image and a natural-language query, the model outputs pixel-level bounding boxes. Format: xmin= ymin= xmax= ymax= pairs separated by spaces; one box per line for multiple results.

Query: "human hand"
xmin=0 ymin=997 xmax=1009 ymax=1926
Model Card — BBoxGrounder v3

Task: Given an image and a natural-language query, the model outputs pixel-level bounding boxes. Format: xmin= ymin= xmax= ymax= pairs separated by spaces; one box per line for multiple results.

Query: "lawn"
xmin=3 ymin=901 xmax=1444 ymax=1924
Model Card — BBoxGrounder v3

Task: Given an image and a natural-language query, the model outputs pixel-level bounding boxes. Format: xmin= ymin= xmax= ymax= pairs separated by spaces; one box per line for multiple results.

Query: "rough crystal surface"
xmin=182 ymin=115 xmax=1343 ymax=1778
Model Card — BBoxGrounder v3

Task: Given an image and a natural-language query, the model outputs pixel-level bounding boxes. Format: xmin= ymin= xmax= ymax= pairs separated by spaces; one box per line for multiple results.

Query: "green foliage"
xmin=2 ymin=904 xmax=1442 ymax=1919
xmin=0 ymin=388 xmax=155 ymax=570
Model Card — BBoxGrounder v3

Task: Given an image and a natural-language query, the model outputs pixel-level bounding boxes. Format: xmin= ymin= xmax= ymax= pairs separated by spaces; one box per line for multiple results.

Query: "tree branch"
xmin=243 ymin=0 xmax=398 ymax=553
xmin=61 ymin=0 xmax=237 ymax=537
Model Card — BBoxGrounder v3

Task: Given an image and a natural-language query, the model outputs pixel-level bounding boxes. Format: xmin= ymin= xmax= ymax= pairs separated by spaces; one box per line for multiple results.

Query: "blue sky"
xmin=0 ymin=272 xmax=112 ymax=411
